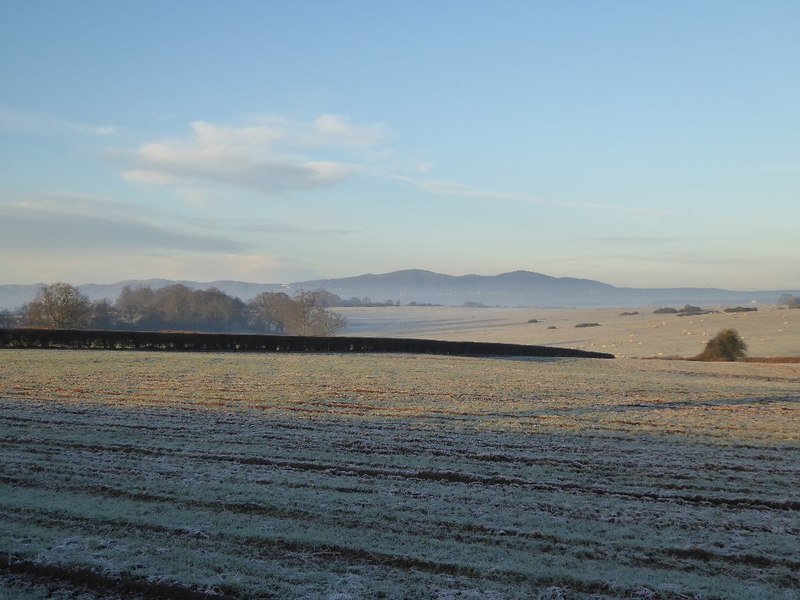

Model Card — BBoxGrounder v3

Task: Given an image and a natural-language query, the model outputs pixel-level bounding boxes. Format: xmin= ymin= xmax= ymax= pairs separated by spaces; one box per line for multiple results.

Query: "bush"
xmin=654 ymin=307 xmax=678 ymax=314
xmin=575 ymin=322 xmax=600 ymax=328
xmin=723 ymin=306 xmax=757 ymax=313
xmin=678 ymin=304 xmax=703 ymax=314
xmin=693 ymin=329 xmax=747 ymax=361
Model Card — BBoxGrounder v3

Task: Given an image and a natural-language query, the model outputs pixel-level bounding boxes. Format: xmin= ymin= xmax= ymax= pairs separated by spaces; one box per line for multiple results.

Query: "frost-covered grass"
xmin=1 ymin=350 xmax=798 ymax=599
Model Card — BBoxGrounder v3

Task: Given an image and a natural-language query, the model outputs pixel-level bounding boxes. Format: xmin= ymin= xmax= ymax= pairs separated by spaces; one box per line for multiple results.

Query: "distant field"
xmin=1 ymin=350 xmax=798 ymax=599
xmin=337 ymin=305 xmax=800 ymax=358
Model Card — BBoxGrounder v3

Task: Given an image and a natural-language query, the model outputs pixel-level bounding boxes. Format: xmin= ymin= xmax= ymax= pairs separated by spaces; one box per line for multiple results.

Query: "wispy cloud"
xmin=3 ymin=251 xmax=288 ymax=287
xmin=187 ymin=216 xmax=357 ymax=236
xmin=0 ymin=106 xmax=116 ymax=137
xmin=0 ymin=195 xmax=246 ymax=252
xmin=310 ymin=114 xmax=385 ymax=147
xmin=396 ymin=174 xmax=677 ymax=217
xmin=121 ymin=115 xmax=386 ymax=196
xmin=565 ymin=201 xmax=676 ymax=217
xmin=150 ymin=253 xmax=283 ymax=282
xmin=411 ymin=178 xmax=521 ymax=202
xmin=121 ymin=170 xmax=182 ymax=185
xmin=595 ymin=236 xmax=681 ymax=244
xmin=715 ymin=217 xmax=799 ymax=232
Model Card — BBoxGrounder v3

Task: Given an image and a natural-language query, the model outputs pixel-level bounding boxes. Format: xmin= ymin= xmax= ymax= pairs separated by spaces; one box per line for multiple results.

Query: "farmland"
xmin=1 ymin=350 xmax=798 ymax=599
xmin=337 ymin=305 xmax=799 ymax=359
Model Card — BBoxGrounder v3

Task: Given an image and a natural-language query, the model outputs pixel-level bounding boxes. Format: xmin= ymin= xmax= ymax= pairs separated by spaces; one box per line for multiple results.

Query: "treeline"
xmin=322 ymin=292 xmax=401 ymax=307
xmin=14 ymin=282 xmax=347 ymax=336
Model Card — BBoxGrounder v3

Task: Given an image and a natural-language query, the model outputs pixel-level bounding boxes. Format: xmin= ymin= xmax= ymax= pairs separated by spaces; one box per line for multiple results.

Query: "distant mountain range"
xmin=1 ymin=269 xmax=798 ymax=311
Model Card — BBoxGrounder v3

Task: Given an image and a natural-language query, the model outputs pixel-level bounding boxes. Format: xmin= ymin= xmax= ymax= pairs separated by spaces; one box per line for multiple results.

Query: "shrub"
xmin=654 ymin=307 xmax=678 ymax=314
xmin=679 ymin=304 xmax=703 ymax=314
xmin=723 ymin=306 xmax=757 ymax=313
xmin=693 ymin=329 xmax=747 ymax=361
xmin=575 ymin=322 xmax=600 ymax=328
xmin=527 ymin=319 xmax=539 ymax=323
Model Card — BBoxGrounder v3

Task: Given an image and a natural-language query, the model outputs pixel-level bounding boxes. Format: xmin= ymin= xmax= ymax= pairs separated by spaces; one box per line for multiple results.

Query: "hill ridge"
xmin=1 ymin=269 xmax=797 ymax=310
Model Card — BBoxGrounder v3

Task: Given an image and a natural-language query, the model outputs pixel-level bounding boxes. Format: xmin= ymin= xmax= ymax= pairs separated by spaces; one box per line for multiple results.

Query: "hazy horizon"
xmin=2 ymin=2 xmax=798 ymax=289
xmin=5 ymin=266 xmax=800 ymax=296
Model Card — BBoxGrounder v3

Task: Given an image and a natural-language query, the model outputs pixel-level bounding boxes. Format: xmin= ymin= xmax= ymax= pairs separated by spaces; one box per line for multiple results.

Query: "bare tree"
xmin=88 ymin=299 xmax=119 ymax=329
xmin=192 ymin=288 xmax=247 ymax=331
xmin=155 ymin=284 xmax=194 ymax=325
xmin=116 ymin=285 xmax=158 ymax=326
xmin=290 ymin=291 xmax=347 ymax=336
xmin=248 ymin=292 xmax=293 ymax=333
xmin=248 ymin=291 xmax=346 ymax=336
xmin=307 ymin=305 xmax=347 ymax=336
xmin=23 ymin=283 xmax=91 ymax=329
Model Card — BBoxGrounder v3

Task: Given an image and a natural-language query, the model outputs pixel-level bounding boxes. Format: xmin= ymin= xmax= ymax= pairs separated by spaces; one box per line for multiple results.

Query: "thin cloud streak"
xmin=310 ymin=114 xmax=386 ymax=148
xmin=390 ymin=175 xmax=526 ymax=202
xmin=396 ymin=174 xmax=678 ymax=217
xmin=0 ymin=105 xmax=116 ymax=137
xmin=595 ymin=236 xmax=681 ymax=244
xmin=186 ymin=216 xmax=358 ymax=236
xmin=0 ymin=201 xmax=247 ymax=253
xmin=565 ymin=201 xmax=676 ymax=217
xmin=714 ymin=217 xmax=799 ymax=232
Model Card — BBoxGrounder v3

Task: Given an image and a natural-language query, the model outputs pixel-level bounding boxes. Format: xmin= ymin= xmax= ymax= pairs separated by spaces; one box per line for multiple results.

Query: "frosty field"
xmin=1 ymin=350 xmax=798 ymax=599
xmin=337 ymin=305 xmax=799 ymax=359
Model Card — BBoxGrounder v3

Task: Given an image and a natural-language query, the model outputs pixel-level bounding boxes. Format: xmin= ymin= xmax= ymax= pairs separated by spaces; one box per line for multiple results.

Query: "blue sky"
xmin=1 ymin=1 xmax=798 ymax=289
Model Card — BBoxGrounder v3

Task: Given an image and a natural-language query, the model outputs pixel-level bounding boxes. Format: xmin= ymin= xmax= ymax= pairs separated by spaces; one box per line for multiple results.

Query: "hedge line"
xmin=0 ymin=328 xmax=613 ymax=359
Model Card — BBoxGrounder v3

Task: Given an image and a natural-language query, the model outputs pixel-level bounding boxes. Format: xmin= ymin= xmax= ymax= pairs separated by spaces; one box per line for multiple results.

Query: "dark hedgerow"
xmin=0 ymin=328 xmax=615 ymax=359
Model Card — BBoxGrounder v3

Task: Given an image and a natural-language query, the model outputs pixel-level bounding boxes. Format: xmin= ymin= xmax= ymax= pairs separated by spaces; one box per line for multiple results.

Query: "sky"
xmin=1 ymin=1 xmax=798 ymax=290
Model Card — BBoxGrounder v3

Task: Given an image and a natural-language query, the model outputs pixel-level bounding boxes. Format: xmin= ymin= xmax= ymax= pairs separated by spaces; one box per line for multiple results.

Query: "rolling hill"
xmin=1 ymin=269 xmax=796 ymax=310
